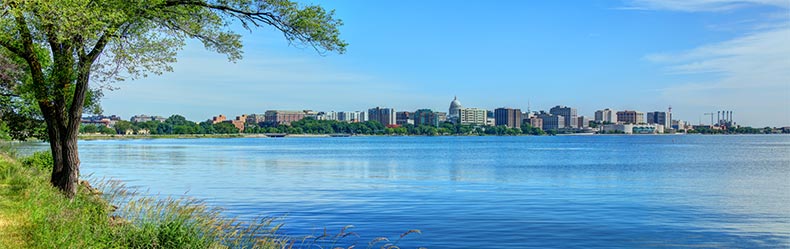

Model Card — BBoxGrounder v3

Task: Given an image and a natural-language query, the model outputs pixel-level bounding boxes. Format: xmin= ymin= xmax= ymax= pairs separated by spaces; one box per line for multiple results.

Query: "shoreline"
xmin=72 ymin=132 xmax=789 ymax=140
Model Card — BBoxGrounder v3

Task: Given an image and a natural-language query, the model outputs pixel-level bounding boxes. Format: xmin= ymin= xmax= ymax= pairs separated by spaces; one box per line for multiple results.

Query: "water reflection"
xmin=9 ymin=135 xmax=790 ymax=248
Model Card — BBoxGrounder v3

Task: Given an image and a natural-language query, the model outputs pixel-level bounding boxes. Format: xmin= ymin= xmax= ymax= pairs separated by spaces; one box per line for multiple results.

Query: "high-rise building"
xmin=396 ymin=111 xmax=413 ymax=125
xmin=448 ymin=96 xmax=463 ymax=122
xmin=337 ymin=111 xmax=366 ymax=122
xmin=458 ymin=108 xmax=487 ymax=126
xmin=577 ymin=116 xmax=590 ymax=128
xmin=494 ymin=108 xmax=522 ymax=128
xmin=536 ymin=111 xmax=564 ymax=131
xmin=414 ymin=109 xmax=439 ymax=127
xmin=647 ymin=111 xmax=670 ymax=127
xmin=529 ymin=117 xmax=543 ymax=130
xmin=368 ymin=107 xmax=396 ymax=126
xmin=616 ymin=110 xmax=644 ymax=124
xmin=594 ymin=109 xmax=618 ymax=123
xmin=549 ymin=105 xmax=578 ymax=128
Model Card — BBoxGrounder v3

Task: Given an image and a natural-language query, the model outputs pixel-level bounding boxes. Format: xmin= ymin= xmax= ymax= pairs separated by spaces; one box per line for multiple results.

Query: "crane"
xmin=703 ymin=113 xmax=715 ymax=125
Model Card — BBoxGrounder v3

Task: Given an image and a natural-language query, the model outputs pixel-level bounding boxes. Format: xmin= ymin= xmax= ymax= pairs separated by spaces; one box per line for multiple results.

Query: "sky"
xmin=100 ymin=0 xmax=790 ymax=127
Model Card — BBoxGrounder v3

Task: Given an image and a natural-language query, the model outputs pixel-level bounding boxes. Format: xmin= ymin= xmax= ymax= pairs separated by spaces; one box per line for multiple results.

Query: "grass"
xmin=0 ymin=149 xmax=424 ymax=249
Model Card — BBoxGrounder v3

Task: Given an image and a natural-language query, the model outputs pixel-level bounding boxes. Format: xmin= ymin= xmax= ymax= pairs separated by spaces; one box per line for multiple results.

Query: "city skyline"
xmin=99 ymin=0 xmax=789 ymax=127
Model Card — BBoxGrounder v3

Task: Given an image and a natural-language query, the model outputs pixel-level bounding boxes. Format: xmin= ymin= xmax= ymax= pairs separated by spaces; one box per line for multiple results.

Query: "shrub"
xmin=21 ymin=150 xmax=53 ymax=171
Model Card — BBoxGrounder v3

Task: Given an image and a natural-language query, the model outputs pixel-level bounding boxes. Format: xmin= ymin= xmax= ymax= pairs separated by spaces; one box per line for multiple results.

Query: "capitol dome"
xmin=449 ymin=96 xmax=462 ymax=118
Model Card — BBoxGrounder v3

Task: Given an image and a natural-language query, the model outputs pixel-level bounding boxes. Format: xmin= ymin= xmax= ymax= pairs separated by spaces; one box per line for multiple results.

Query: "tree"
xmin=113 ymin=120 xmax=132 ymax=134
xmin=0 ymin=0 xmax=346 ymax=197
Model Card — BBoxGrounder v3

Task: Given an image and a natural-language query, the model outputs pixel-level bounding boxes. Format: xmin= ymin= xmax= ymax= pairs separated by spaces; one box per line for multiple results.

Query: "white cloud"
xmin=647 ymin=27 xmax=790 ymax=126
xmin=622 ymin=0 xmax=789 ymax=12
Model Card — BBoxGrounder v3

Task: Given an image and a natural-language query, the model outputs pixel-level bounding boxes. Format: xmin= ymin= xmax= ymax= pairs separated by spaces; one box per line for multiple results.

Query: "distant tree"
xmin=79 ymin=125 xmax=98 ymax=134
xmin=113 ymin=120 xmax=132 ymax=134
xmin=213 ymin=122 xmax=239 ymax=134
xmin=165 ymin=115 xmax=193 ymax=126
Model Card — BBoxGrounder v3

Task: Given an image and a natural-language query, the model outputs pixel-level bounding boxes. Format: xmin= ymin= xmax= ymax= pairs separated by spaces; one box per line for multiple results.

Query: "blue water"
xmin=20 ymin=135 xmax=790 ymax=248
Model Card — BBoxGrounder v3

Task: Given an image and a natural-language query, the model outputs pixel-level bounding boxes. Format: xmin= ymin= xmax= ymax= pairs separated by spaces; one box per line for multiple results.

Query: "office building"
xmin=414 ymin=109 xmax=439 ymax=127
xmin=594 ymin=109 xmax=617 ymax=123
xmin=529 ymin=117 xmax=543 ymax=130
xmin=617 ymin=110 xmax=644 ymax=124
xmin=577 ymin=116 xmax=589 ymax=128
xmin=458 ymin=108 xmax=487 ymax=126
xmin=536 ymin=111 xmax=564 ymax=131
xmin=396 ymin=111 xmax=413 ymax=125
xmin=647 ymin=111 xmax=670 ymax=127
xmin=368 ymin=107 xmax=396 ymax=126
xmin=494 ymin=108 xmax=522 ymax=128
xmin=549 ymin=105 xmax=578 ymax=128
xmin=264 ymin=110 xmax=306 ymax=125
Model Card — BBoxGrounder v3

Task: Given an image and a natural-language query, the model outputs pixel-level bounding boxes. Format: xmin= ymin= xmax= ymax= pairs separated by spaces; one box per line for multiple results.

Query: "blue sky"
xmin=101 ymin=0 xmax=790 ymax=127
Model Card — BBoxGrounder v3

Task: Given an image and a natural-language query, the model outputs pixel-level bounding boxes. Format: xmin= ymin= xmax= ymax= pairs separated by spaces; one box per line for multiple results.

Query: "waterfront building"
xmin=594 ymin=109 xmax=618 ymax=123
xmin=131 ymin=114 xmax=166 ymax=123
xmin=414 ymin=109 xmax=439 ymax=127
xmin=368 ymin=107 xmax=396 ymax=126
xmin=494 ymin=108 xmax=522 ymax=128
xmin=647 ymin=111 xmax=670 ymax=127
xmin=82 ymin=115 xmax=122 ymax=128
xmin=529 ymin=117 xmax=543 ymax=130
xmin=337 ymin=111 xmax=366 ymax=123
xmin=486 ymin=117 xmax=495 ymax=126
xmin=264 ymin=110 xmax=306 ymax=125
xmin=458 ymin=108 xmax=487 ymax=126
xmin=536 ymin=112 xmax=564 ymax=131
xmin=223 ymin=115 xmax=246 ymax=132
xmin=672 ymin=120 xmax=688 ymax=130
xmin=315 ymin=111 xmax=337 ymax=121
xmin=577 ymin=116 xmax=590 ymax=128
xmin=616 ymin=110 xmax=644 ymax=124
xmin=448 ymin=96 xmax=463 ymax=123
xmin=602 ymin=124 xmax=664 ymax=134
xmin=211 ymin=114 xmax=227 ymax=124
xmin=245 ymin=114 xmax=266 ymax=125
xmin=396 ymin=111 xmax=413 ymax=125
xmin=549 ymin=105 xmax=578 ymax=128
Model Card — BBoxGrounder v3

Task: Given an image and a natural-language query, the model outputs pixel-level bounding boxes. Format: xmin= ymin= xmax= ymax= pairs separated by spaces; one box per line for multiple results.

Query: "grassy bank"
xmin=0 ymin=151 xmax=286 ymax=248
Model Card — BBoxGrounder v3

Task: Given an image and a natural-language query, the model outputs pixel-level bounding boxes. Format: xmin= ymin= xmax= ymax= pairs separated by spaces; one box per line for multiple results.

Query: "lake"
xmin=17 ymin=135 xmax=790 ymax=248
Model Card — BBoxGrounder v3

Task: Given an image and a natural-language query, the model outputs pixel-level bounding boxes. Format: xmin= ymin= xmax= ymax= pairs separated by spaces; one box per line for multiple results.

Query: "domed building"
xmin=448 ymin=96 xmax=463 ymax=121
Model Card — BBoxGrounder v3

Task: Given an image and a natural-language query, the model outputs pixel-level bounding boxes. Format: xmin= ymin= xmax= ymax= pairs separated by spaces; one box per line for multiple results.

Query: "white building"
xmin=458 ymin=108 xmax=487 ymax=126
xmin=602 ymin=124 xmax=665 ymax=134
xmin=594 ymin=109 xmax=618 ymax=123
xmin=448 ymin=96 xmax=463 ymax=122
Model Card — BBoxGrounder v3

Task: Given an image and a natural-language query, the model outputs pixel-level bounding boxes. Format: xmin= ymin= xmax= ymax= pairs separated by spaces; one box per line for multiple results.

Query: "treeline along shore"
xmin=72 ymin=115 xmax=786 ymax=139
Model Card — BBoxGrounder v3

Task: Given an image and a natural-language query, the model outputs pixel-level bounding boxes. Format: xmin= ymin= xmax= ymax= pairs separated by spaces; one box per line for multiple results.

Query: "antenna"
xmin=528 ymin=99 xmax=531 ymax=113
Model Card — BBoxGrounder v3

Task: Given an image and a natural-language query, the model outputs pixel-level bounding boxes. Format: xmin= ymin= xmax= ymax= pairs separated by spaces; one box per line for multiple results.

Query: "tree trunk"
xmin=43 ymin=104 xmax=80 ymax=198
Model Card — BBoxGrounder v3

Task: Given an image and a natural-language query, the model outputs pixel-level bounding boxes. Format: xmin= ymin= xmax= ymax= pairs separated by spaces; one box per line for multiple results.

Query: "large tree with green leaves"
xmin=0 ymin=0 xmax=346 ymax=197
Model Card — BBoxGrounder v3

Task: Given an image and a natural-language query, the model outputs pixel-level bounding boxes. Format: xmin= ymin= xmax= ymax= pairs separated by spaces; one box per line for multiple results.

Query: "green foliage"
xmin=21 ymin=151 xmax=53 ymax=171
